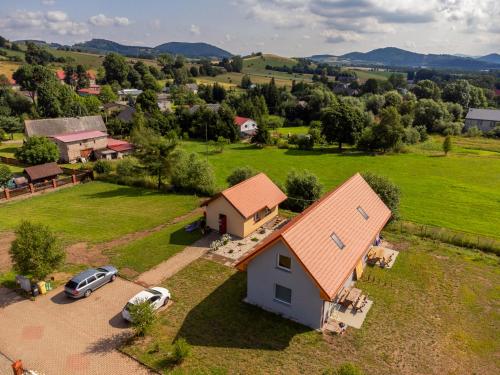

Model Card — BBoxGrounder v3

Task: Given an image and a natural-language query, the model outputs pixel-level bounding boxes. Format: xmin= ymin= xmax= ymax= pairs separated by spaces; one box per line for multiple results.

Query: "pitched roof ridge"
xmin=280 ymin=172 xmax=362 ymax=236
xmin=235 ymin=172 xmax=363 ymax=268
xmin=221 ymin=172 xmax=266 ymax=196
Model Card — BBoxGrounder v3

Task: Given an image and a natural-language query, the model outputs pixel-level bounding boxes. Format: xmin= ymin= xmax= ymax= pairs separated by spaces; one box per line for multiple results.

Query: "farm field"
xmin=349 ymin=68 xmax=393 ymax=81
xmin=180 ymin=139 xmax=500 ymax=238
xmin=0 ymin=60 xmax=22 ymax=79
xmin=0 ymin=181 xmax=199 ymax=244
xmin=122 ymin=233 xmax=499 ymax=374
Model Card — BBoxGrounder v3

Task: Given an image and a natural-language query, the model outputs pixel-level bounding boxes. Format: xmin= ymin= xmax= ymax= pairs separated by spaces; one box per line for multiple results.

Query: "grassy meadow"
xmin=0 ymin=181 xmax=199 ymax=244
xmin=122 ymin=233 xmax=499 ymax=374
xmin=180 ymin=138 xmax=500 ymax=239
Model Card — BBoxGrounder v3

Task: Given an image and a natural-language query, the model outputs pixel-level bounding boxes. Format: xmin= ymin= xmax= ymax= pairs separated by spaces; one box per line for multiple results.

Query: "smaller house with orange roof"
xmin=236 ymin=173 xmax=391 ymax=329
xmin=234 ymin=116 xmax=258 ymax=137
xmin=202 ymin=173 xmax=287 ymax=238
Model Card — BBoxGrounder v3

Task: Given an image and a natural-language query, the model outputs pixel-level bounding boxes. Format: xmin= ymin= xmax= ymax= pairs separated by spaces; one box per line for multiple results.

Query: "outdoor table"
xmin=345 ymin=288 xmax=362 ymax=306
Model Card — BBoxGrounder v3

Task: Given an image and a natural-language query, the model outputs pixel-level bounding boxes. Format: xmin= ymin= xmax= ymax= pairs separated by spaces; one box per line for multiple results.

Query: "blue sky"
xmin=0 ymin=0 xmax=498 ymax=56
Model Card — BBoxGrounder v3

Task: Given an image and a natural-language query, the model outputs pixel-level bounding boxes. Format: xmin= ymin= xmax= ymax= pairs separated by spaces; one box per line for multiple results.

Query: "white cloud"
xmin=41 ymin=0 xmax=56 ymax=5
xmin=1 ymin=10 xmax=88 ymax=36
xmin=321 ymin=30 xmax=362 ymax=44
xmin=190 ymin=24 xmax=200 ymax=35
xmin=89 ymin=14 xmax=131 ymax=27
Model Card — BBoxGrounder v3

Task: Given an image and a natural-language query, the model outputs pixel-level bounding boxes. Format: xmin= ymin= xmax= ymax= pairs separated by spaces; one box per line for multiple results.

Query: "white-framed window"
xmin=274 ymin=284 xmax=292 ymax=304
xmin=277 ymin=254 xmax=291 ymax=271
xmin=253 ymin=212 xmax=261 ymax=222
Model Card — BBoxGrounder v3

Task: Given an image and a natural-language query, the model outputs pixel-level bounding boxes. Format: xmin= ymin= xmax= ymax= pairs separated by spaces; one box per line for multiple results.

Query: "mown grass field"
xmin=122 ymin=233 xmax=499 ymax=374
xmin=181 ymin=139 xmax=500 ymax=238
xmin=0 ymin=181 xmax=199 ymax=244
xmin=349 ymin=68 xmax=393 ymax=81
xmin=275 ymin=126 xmax=310 ymax=135
xmin=105 ymin=215 xmax=203 ymax=277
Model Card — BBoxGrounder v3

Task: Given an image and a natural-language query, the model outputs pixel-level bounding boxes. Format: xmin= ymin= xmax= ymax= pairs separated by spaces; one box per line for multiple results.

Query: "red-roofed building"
xmin=234 ymin=116 xmax=258 ymax=137
xmin=202 ymin=173 xmax=287 ymax=238
xmin=236 ymin=173 xmax=391 ymax=329
xmin=77 ymin=84 xmax=101 ymax=96
xmin=55 ymin=70 xmax=97 ymax=85
xmin=51 ymin=130 xmax=108 ymax=162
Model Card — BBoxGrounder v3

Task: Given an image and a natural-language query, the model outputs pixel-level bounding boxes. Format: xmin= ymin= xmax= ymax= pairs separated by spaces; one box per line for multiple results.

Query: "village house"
xmin=55 ymin=70 xmax=97 ymax=85
xmin=236 ymin=173 xmax=391 ymax=330
xmin=202 ymin=173 xmax=287 ymax=238
xmin=464 ymin=108 xmax=500 ymax=132
xmin=52 ymin=130 xmax=108 ymax=162
xmin=24 ymin=116 xmax=133 ymax=162
xmin=77 ymin=85 xmax=101 ymax=96
xmin=23 ymin=163 xmax=63 ymax=184
xmin=118 ymin=89 xmax=143 ymax=101
xmin=234 ymin=116 xmax=258 ymax=137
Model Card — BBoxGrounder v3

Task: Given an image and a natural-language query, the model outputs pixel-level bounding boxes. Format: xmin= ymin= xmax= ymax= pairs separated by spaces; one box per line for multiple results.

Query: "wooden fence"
xmin=1 ymin=171 xmax=93 ymax=201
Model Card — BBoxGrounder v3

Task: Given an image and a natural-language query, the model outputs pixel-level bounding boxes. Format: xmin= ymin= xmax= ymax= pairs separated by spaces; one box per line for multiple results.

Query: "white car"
xmin=122 ymin=287 xmax=171 ymax=322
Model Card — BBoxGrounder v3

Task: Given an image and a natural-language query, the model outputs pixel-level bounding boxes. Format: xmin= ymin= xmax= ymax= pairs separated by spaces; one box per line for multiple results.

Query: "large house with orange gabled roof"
xmin=202 ymin=173 xmax=287 ymax=238
xmin=236 ymin=173 xmax=391 ymax=329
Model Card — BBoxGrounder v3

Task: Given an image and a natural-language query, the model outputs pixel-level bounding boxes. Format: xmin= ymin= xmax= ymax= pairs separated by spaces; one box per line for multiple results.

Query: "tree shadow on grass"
xmin=82 ymin=186 xmax=161 ymax=199
xmin=174 ymin=271 xmax=309 ymax=350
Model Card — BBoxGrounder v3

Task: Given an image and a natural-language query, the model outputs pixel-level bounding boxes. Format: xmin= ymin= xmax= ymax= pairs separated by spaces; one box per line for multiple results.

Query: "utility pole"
xmin=205 ymin=122 xmax=208 ymax=162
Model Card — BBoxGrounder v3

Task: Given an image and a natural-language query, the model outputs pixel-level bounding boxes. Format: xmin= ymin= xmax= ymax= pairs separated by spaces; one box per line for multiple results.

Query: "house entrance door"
xmin=218 ymin=214 xmax=227 ymax=234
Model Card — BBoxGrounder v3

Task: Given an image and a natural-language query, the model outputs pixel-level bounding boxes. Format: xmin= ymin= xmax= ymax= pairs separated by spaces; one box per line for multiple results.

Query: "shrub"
xmin=403 ymin=127 xmax=421 ymax=145
xmin=116 ymin=158 xmax=140 ymax=177
xmin=284 ymin=170 xmax=323 ymax=212
xmin=129 ymin=299 xmax=157 ymax=336
xmin=93 ymin=159 xmax=113 ymax=174
xmin=9 ymin=221 xmax=65 ymax=280
xmin=226 ymin=166 xmax=257 ymax=187
xmin=15 ymin=136 xmax=60 ymax=165
xmin=276 ymin=138 xmax=289 ymax=149
xmin=361 ymin=172 xmax=401 ymax=220
xmin=443 ymin=135 xmax=452 ymax=155
xmin=465 ymin=125 xmax=482 ymax=137
xmin=0 ymin=164 xmax=11 ymax=187
xmin=172 ymin=338 xmax=191 ymax=364
xmin=296 ymin=135 xmax=314 ymax=150
xmin=170 ymin=150 xmax=216 ymax=195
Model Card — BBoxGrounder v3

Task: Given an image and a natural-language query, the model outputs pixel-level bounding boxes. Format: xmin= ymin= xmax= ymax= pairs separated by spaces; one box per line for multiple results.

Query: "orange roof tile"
xmin=236 ymin=173 xmax=392 ymax=300
xmin=202 ymin=173 xmax=287 ymax=219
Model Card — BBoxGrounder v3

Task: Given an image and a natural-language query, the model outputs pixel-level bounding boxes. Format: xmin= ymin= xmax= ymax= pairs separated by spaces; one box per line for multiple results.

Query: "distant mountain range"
xmin=73 ymin=39 xmax=232 ymax=59
xmin=309 ymin=47 xmax=500 ymax=71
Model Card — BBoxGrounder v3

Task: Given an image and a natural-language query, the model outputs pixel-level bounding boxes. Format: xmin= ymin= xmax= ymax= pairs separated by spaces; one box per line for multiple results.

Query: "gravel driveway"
xmin=0 ymin=279 xmax=154 ymax=374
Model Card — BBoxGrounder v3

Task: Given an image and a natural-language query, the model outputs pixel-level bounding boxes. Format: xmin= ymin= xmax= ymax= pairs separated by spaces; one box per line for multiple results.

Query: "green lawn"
xmin=0 ymin=181 xmax=199 ymax=244
xmin=122 ymin=234 xmax=499 ymax=374
xmin=105 ymin=215 xmax=203 ymax=277
xmin=180 ymin=140 xmax=500 ymax=238
xmin=276 ymin=126 xmax=310 ymax=136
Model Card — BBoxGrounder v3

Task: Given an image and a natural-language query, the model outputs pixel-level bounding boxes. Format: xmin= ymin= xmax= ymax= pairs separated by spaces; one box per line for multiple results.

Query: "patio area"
xmin=204 ymin=216 xmax=289 ymax=266
xmin=367 ymin=245 xmax=399 ymax=269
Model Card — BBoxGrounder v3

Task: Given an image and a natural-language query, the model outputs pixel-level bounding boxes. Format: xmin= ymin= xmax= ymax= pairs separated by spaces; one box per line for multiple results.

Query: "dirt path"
xmin=136 ymin=232 xmax=218 ymax=287
xmin=66 ymin=207 xmax=203 ymax=266
xmin=0 ymin=232 xmax=15 ymax=273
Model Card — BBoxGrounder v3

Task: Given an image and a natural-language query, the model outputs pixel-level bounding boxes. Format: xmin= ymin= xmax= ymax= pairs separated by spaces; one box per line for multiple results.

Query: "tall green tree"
xmin=132 ymin=126 xmax=177 ymax=190
xmin=412 ymin=79 xmax=441 ymax=100
xmin=321 ymin=101 xmax=364 ymax=151
xmin=102 ymin=53 xmax=129 ymax=86
xmin=371 ymin=106 xmax=405 ymax=152
xmin=13 ymin=65 xmax=55 ymax=104
xmin=25 ymin=42 xmax=54 ymax=65
xmin=10 ymin=221 xmax=65 ymax=280
xmin=0 ymin=164 xmax=12 ymax=187
xmin=0 ymin=116 xmax=23 ymax=140
xmin=284 ymin=170 xmax=323 ymax=212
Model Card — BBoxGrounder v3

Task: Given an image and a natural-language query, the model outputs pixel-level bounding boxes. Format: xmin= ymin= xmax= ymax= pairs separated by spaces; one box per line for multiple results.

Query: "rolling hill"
xmin=74 ymin=39 xmax=232 ymax=59
xmin=309 ymin=47 xmax=500 ymax=71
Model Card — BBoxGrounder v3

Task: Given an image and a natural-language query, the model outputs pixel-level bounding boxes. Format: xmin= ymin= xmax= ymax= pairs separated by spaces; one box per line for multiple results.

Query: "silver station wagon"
xmin=64 ymin=266 xmax=118 ymax=298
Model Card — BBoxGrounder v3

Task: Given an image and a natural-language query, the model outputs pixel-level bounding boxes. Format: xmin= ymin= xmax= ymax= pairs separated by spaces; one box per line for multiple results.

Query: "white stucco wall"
xmin=246 ymin=240 xmax=325 ymax=329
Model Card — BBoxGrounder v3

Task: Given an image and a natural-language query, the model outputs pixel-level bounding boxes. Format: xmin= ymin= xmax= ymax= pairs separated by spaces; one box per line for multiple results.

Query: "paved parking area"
xmin=0 ymin=279 xmax=154 ymax=374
